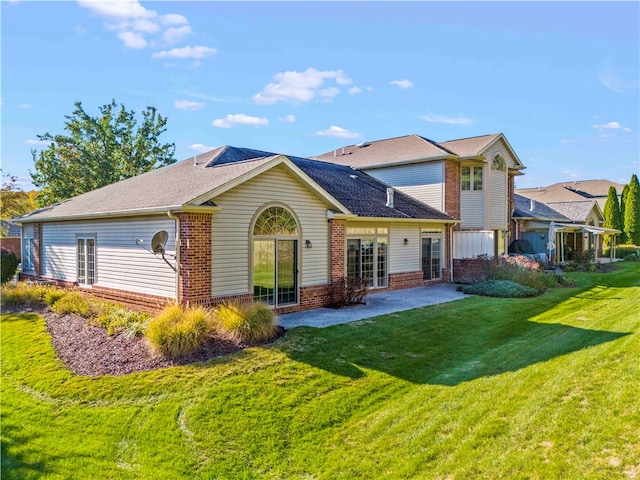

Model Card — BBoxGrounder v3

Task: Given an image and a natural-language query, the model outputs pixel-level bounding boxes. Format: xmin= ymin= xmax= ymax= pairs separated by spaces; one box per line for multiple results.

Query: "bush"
xmin=329 ymin=276 xmax=370 ymax=308
xmin=459 ymin=280 xmax=539 ymax=298
xmin=145 ymin=304 xmax=215 ymax=357
xmin=482 ymin=255 xmax=545 ymax=290
xmin=1 ymin=281 xmax=56 ymax=308
xmin=604 ymin=245 xmax=640 ymax=260
xmin=44 ymin=289 xmax=67 ymax=306
xmin=216 ymin=301 xmax=278 ymax=343
xmin=1 ymin=247 xmax=19 ymax=284
xmin=49 ymin=292 xmax=93 ymax=317
xmin=91 ymin=304 xmax=150 ymax=337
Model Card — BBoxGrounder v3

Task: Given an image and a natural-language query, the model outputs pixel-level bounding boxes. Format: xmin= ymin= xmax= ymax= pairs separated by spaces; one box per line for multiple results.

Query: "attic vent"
xmin=349 ymin=174 xmax=358 ymax=179
xmin=386 ymin=187 xmax=395 ymax=208
xmin=530 ymin=199 xmax=536 ymax=211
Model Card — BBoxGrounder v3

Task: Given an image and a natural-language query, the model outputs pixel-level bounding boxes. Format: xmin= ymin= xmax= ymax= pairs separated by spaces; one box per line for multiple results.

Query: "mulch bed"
xmin=12 ymin=307 xmax=285 ymax=377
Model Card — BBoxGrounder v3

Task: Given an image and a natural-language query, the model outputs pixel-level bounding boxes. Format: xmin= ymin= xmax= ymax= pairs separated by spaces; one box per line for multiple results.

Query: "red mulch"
xmin=12 ymin=307 xmax=285 ymax=377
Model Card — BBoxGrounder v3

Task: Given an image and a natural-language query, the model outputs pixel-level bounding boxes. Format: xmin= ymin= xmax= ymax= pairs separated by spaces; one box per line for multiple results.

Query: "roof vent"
xmin=386 ymin=187 xmax=395 ymax=208
xmin=341 ymin=147 xmax=345 ymax=155
xmin=349 ymin=174 xmax=358 ymax=180
xmin=530 ymin=199 xmax=536 ymax=211
xmin=193 ymin=156 xmax=198 ymax=166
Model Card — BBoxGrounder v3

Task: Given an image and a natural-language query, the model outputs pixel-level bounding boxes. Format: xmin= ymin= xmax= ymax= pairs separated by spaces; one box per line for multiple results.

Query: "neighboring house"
xmin=516 ymin=179 xmax=624 ymax=212
xmin=513 ymin=194 xmax=620 ymax=262
xmin=0 ymin=220 xmax=22 ymax=261
xmin=14 ymin=146 xmax=458 ymax=313
xmin=313 ymin=133 xmax=526 ymax=259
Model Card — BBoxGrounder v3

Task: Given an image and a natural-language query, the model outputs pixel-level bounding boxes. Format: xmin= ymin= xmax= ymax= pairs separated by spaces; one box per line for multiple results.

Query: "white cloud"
xmin=77 ymin=0 xmax=199 ymax=49
xmin=598 ymin=67 xmax=639 ymax=94
xmin=152 ymin=45 xmax=217 ymax=59
xmin=591 ymin=121 xmax=631 ymax=132
xmin=162 ymin=25 xmax=191 ymax=44
xmin=390 ymin=79 xmax=414 ymax=89
xmin=212 ymin=114 xmax=269 ymax=128
xmin=559 ymin=138 xmax=578 ymax=144
xmin=420 ymin=114 xmax=473 ymax=126
xmin=279 ymin=114 xmax=296 ymax=123
xmin=117 ymin=31 xmax=147 ymax=49
xmin=190 ymin=143 xmax=215 ymax=153
xmin=174 ymin=99 xmax=205 ymax=111
xmin=348 ymin=86 xmax=362 ymax=95
xmin=24 ymin=139 xmax=50 ymax=147
xmin=252 ymin=68 xmax=352 ymax=105
xmin=313 ymin=125 xmax=363 ymax=139
xmin=17 ymin=103 xmax=31 ymax=109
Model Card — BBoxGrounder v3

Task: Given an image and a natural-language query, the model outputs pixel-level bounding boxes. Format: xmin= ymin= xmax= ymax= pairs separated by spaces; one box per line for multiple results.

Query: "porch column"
xmin=178 ymin=212 xmax=212 ymax=306
xmin=329 ymin=219 xmax=345 ymax=282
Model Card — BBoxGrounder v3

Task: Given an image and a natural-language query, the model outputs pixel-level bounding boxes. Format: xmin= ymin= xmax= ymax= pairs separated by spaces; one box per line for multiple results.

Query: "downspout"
xmin=167 ymin=210 xmax=180 ymax=302
xmin=449 ymin=224 xmax=454 ymax=283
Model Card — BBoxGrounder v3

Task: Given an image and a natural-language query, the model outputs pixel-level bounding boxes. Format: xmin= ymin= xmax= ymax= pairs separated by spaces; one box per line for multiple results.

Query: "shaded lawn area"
xmin=2 ymin=262 xmax=639 ymax=479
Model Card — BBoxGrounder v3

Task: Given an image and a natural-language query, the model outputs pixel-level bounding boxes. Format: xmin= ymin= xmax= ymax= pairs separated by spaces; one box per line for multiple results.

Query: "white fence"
xmin=453 ymin=231 xmax=494 ymax=259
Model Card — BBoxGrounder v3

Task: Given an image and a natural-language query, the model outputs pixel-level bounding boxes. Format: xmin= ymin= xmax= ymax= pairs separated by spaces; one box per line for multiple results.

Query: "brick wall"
xmin=329 ymin=219 xmax=345 ymax=281
xmin=388 ymin=271 xmax=423 ymax=290
xmin=0 ymin=238 xmax=21 ymax=260
xmin=178 ymin=213 xmax=212 ymax=305
xmin=453 ymin=258 xmax=487 ymax=284
xmin=444 ymin=160 xmax=461 ymax=231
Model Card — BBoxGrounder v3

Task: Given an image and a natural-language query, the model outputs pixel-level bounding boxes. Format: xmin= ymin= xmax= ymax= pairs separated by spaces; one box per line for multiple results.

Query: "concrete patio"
xmin=278 ymin=283 xmax=469 ymax=329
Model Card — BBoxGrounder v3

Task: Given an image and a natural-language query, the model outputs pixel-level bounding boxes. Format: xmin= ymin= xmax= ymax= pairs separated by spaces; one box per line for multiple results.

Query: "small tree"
xmin=1 ymin=248 xmax=18 ymax=283
xmin=603 ymin=185 xmax=623 ymax=247
xmin=30 ymin=100 xmax=176 ymax=207
xmin=624 ymin=174 xmax=640 ymax=246
xmin=0 ymin=171 xmax=37 ymax=231
xmin=620 ymin=184 xmax=629 ymax=244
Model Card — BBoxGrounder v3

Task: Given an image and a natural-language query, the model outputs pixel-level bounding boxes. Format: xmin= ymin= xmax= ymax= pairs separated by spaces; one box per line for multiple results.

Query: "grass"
xmin=2 ymin=262 xmax=639 ymax=479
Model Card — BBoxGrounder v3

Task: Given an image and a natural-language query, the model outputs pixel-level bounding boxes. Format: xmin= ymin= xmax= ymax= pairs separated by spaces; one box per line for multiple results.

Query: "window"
xmin=346 ymin=227 xmax=388 ymax=288
xmin=461 ymin=166 xmax=483 ymax=191
xmin=77 ymin=237 xmax=96 ymax=285
xmin=22 ymin=237 xmax=34 ymax=272
xmin=252 ymin=206 xmax=299 ymax=306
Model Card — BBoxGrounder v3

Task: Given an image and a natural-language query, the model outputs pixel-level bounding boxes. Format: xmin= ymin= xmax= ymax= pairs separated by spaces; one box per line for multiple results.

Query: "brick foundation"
xmin=388 ymin=271 xmax=424 ymax=290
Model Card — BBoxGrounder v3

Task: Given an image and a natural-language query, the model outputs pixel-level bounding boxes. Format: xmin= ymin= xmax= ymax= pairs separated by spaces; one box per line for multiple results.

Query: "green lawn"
xmin=2 ymin=263 xmax=639 ymax=479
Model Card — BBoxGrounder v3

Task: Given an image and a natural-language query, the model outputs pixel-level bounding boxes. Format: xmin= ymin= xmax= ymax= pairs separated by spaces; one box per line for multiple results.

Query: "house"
xmin=0 ymin=220 xmax=22 ymax=261
xmin=15 ymin=146 xmax=458 ymax=313
xmin=313 ymin=133 xmax=526 ymax=260
xmin=513 ymin=193 xmax=620 ymax=262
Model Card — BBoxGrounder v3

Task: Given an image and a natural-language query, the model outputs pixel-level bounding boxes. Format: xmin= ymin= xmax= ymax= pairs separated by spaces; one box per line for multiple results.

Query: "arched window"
xmin=252 ymin=205 xmax=299 ymax=307
xmin=492 ymin=155 xmax=506 ymax=171
xmin=253 ymin=206 xmax=298 ymax=236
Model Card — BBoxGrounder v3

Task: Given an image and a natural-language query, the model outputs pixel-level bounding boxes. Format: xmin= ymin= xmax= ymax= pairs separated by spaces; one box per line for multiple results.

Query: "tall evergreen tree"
xmin=624 ymin=174 xmax=640 ymax=246
xmin=620 ymin=184 xmax=629 ymax=244
xmin=603 ymin=185 xmax=623 ymax=247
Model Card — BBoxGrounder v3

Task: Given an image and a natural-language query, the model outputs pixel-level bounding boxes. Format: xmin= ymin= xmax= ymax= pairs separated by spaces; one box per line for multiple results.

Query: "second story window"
xmin=461 ymin=166 xmax=483 ymax=191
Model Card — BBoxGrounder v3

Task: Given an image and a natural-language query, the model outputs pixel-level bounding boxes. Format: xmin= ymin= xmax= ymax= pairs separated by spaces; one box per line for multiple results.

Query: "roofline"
xmin=331 ymin=213 xmax=460 ymax=224
xmin=481 ymin=133 xmax=525 ymax=169
xmin=13 ymin=205 xmax=222 ymax=224
xmin=189 ymin=155 xmax=352 ymax=215
xmin=352 ymin=154 xmax=456 ymax=171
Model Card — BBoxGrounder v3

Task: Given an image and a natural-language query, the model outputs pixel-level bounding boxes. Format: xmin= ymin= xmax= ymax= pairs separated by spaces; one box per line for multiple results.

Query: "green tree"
xmin=620 ymin=184 xmax=629 ymax=244
xmin=0 ymin=172 xmax=38 ymax=235
xmin=30 ymin=100 xmax=176 ymax=207
xmin=624 ymin=174 xmax=640 ymax=245
xmin=603 ymin=185 xmax=623 ymax=247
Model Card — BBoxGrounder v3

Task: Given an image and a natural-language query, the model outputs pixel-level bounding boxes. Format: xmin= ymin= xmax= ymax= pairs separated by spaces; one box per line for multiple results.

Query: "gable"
xmin=480 ymin=136 xmax=524 ymax=171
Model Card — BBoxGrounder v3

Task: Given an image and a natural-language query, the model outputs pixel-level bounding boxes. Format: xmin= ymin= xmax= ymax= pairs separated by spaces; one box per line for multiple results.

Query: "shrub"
xmin=329 ymin=276 xmax=370 ymax=308
xmin=1 ymin=247 xmax=19 ymax=284
xmin=459 ymin=280 xmax=539 ymax=298
xmin=216 ymin=301 xmax=278 ymax=343
xmin=604 ymin=245 xmax=640 ymax=260
xmin=1 ymin=281 xmax=56 ymax=308
xmin=482 ymin=255 xmax=545 ymax=290
xmin=146 ymin=304 xmax=215 ymax=357
xmin=91 ymin=304 xmax=150 ymax=337
xmin=44 ymin=289 xmax=67 ymax=306
xmin=49 ymin=292 xmax=92 ymax=317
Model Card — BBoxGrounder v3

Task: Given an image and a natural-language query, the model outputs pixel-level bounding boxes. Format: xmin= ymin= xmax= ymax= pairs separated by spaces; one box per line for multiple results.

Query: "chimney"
xmin=386 ymin=187 xmax=395 ymax=208
xmin=333 ymin=150 xmax=337 ymax=157
xmin=530 ymin=199 xmax=536 ymax=211
xmin=341 ymin=147 xmax=345 ymax=155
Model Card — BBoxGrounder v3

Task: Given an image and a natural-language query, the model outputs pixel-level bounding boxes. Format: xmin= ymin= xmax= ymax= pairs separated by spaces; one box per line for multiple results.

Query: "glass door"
xmin=422 ymin=237 xmax=441 ymax=280
xmin=253 ymin=239 xmax=297 ymax=306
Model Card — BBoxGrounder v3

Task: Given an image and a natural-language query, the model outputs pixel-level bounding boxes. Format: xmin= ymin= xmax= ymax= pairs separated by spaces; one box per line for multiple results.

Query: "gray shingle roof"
xmin=545 ymin=201 xmax=599 ymax=222
xmin=16 ymin=146 xmax=456 ymax=223
xmin=1 ymin=221 xmax=21 ymax=237
xmin=513 ymin=194 xmax=570 ymax=221
xmin=437 ymin=133 xmax=501 ymax=157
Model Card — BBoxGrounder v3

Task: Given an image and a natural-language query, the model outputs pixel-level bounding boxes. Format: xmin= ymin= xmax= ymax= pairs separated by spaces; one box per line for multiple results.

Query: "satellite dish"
xmin=151 ymin=230 xmax=169 ymax=254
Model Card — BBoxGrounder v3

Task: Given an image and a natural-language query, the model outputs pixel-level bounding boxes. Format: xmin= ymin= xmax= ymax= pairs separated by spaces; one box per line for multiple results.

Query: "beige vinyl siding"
xmin=41 ymin=217 xmax=177 ymax=298
xmin=363 ymin=162 xmax=445 ymax=211
xmin=484 ymin=138 xmax=520 ymax=170
xmin=210 ymin=165 xmax=330 ymax=296
xmin=388 ymin=222 xmax=421 ymax=273
xmin=461 ymin=191 xmax=485 ymax=229
xmin=490 ymin=167 xmax=508 ymax=229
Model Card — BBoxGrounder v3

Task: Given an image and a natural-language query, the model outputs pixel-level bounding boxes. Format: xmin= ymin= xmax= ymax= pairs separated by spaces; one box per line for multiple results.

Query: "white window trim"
xmin=76 ymin=235 xmax=97 ymax=286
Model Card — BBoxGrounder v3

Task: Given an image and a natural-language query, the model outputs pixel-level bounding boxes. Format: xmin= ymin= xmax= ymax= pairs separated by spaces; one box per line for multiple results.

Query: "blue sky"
xmin=2 ymin=1 xmax=639 ymax=191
